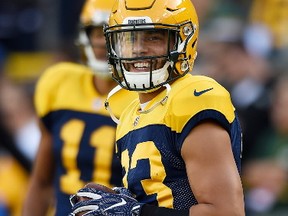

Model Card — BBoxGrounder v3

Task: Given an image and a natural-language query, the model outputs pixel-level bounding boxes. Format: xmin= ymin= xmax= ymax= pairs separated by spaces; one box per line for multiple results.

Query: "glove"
xmin=69 ymin=185 xmax=143 ymax=216
xmin=112 ymin=187 xmax=135 ymax=197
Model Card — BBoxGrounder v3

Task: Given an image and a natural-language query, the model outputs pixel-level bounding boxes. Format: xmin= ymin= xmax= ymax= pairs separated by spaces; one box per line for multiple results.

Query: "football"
xmin=74 ymin=183 xmax=116 ymax=203
xmin=84 ymin=182 xmax=116 ymax=194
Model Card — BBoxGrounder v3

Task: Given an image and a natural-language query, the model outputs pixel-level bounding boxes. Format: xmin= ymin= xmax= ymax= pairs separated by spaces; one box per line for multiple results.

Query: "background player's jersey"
xmin=34 ymin=62 xmax=137 ymax=216
xmin=116 ymin=74 xmax=242 ymax=210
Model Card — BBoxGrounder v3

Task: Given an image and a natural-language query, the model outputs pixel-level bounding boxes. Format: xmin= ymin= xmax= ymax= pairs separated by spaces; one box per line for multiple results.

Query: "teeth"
xmin=134 ymin=62 xmax=150 ymax=68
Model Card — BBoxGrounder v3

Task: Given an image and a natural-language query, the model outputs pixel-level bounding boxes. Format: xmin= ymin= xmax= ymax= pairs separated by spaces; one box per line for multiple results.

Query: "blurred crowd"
xmin=0 ymin=0 xmax=288 ymax=215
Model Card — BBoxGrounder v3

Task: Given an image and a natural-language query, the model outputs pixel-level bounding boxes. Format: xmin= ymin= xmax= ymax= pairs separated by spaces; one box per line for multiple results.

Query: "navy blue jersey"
xmin=116 ymin=74 xmax=242 ymax=210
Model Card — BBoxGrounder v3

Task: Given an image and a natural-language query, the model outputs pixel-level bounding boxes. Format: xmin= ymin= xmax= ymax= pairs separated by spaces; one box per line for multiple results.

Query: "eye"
xmin=145 ymin=33 xmax=164 ymax=42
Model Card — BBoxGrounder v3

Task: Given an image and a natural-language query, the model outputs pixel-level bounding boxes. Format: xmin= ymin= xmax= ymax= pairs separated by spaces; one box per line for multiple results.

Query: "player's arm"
xmin=182 ymin=120 xmax=245 ymax=216
xmin=140 ymin=120 xmax=245 ymax=216
xmin=23 ymin=121 xmax=55 ymax=216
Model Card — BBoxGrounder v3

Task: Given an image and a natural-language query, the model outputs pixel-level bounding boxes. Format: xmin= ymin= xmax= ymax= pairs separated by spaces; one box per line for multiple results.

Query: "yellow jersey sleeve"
xmin=34 ymin=62 xmax=93 ymax=118
xmin=166 ymin=74 xmax=236 ymax=133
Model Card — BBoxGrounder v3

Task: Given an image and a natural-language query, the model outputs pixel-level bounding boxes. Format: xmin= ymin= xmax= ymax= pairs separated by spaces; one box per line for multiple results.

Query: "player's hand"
xmin=69 ymin=183 xmax=143 ymax=216
xmin=112 ymin=186 xmax=135 ymax=197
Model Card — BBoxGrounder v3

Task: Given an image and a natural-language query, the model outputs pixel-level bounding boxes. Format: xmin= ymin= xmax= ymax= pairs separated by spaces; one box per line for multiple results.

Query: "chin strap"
xmin=104 ymin=85 xmax=122 ymax=124
xmin=139 ymin=83 xmax=171 ymax=114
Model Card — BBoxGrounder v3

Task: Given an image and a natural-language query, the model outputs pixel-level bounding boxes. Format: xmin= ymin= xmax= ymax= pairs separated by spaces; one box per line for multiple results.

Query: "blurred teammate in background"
xmin=0 ymin=76 xmax=39 ymax=216
xmin=23 ymin=0 xmax=136 ymax=215
xmin=69 ymin=0 xmax=245 ymax=215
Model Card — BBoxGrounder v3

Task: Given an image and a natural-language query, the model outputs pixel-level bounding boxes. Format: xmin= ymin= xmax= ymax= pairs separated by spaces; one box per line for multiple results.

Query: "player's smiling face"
xmin=112 ymin=29 xmax=175 ymax=72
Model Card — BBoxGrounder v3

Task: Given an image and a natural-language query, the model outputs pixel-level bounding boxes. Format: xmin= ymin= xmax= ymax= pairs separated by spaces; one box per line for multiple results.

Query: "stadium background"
xmin=0 ymin=0 xmax=288 ymax=215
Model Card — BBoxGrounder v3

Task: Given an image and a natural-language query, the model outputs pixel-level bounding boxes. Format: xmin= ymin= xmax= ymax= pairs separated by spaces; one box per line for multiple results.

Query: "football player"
xmin=22 ymin=0 xmax=136 ymax=215
xmin=69 ymin=0 xmax=245 ymax=215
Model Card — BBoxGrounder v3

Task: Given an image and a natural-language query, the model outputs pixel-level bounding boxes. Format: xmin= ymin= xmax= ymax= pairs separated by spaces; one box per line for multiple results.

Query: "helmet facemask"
xmin=105 ymin=22 xmax=197 ymax=92
xmin=78 ymin=25 xmax=111 ymax=78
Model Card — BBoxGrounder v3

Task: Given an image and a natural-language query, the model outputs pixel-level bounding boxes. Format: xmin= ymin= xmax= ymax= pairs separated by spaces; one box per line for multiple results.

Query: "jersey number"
xmin=59 ymin=119 xmax=115 ymax=194
xmin=122 ymin=141 xmax=173 ymax=208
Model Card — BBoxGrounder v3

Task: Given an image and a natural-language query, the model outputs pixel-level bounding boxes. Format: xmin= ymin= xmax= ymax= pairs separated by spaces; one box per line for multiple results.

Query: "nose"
xmin=132 ymin=35 xmax=148 ymax=56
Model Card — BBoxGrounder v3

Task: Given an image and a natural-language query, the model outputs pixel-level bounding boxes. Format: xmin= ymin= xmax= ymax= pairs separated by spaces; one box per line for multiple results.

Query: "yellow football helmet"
xmin=78 ymin=0 xmax=116 ymax=77
xmin=104 ymin=0 xmax=199 ymax=91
